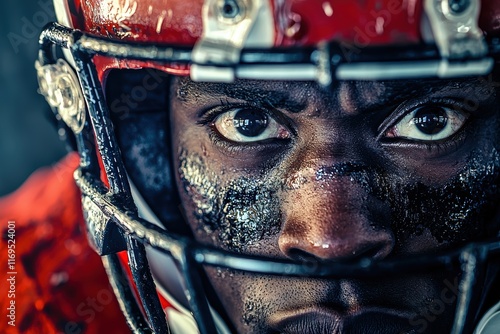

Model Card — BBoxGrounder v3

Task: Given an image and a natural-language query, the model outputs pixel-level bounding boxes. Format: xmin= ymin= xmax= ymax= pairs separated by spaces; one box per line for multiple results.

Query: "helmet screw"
xmin=36 ymin=59 xmax=86 ymax=134
xmin=448 ymin=0 xmax=470 ymax=14
xmin=219 ymin=0 xmax=241 ymax=20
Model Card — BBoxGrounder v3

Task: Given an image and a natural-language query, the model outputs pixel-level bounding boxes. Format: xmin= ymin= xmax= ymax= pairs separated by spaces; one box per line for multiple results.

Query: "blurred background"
xmin=0 ymin=0 xmax=66 ymax=197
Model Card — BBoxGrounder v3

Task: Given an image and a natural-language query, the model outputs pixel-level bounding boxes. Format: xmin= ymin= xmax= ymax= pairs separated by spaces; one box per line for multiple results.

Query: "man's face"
xmin=117 ymin=75 xmax=500 ymax=333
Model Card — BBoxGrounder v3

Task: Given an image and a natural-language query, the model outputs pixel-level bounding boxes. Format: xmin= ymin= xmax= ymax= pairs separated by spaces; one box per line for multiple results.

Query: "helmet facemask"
xmin=36 ymin=0 xmax=500 ymax=332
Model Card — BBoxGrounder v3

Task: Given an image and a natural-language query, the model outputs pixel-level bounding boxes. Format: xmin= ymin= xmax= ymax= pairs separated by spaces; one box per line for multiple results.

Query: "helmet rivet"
xmin=448 ymin=0 xmax=470 ymax=14
xmin=216 ymin=0 xmax=245 ymax=22
xmin=36 ymin=59 xmax=86 ymax=134
xmin=221 ymin=0 xmax=239 ymax=18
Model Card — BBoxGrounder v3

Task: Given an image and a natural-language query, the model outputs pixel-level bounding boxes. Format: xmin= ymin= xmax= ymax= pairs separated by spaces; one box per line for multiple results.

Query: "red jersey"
xmin=0 ymin=154 xmax=130 ymax=334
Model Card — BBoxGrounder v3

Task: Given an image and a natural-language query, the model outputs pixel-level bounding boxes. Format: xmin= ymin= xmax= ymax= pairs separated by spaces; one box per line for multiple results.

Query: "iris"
xmin=233 ymin=109 xmax=269 ymax=137
xmin=413 ymin=107 xmax=448 ymax=135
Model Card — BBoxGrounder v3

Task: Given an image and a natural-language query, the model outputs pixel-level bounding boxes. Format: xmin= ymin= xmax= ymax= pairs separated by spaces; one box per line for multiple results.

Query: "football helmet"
xmin=36 ymin=0 xmax=500 ymax=333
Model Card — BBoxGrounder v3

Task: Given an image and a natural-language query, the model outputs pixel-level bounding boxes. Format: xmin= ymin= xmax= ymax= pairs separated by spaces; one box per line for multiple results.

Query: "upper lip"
xmin=269 ymin=307 xmax=342 ymax=334
xmin=268 ymin=306 xmax=416 ymax=334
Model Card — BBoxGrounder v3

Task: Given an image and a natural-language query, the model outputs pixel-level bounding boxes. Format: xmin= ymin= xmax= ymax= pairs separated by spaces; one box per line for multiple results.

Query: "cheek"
xmin=384 ymin=147 xmax=500 ymax=245
xmin=176 ymin=148 xmax=282 ymax=251
xmin=175 ymin=146 xmax=500 ymax=251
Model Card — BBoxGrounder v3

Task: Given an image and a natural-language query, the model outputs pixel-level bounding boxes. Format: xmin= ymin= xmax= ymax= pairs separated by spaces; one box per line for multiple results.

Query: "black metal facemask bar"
xmin=39 ymin=24 xmax=171 ymax=334
xmin=75 ymin=166 xmax=500 ymax=279
xmin=40 ymin=22 xmax=500 ymax=89
xmin=76 ymin=51 xmax=172 ymax=334
xmin=38 ymin=22 xmax=500 ymax=334
xmin=75 ymin=166 xmax=500 ymax=334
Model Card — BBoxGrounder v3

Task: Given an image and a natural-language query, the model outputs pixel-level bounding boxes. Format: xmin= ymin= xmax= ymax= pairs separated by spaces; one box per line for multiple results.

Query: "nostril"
xmin=353 ymin=240 xmax=393 ymax=261
xmin=287 ymin=248 xmax=322 ymax=263
xmin=353 ymin=245 xmax=384 ymax=260
xmin=278 ymin=218 xmax=395 ymax=262
xmin=285 ymin=240 xmax=393 ymax=263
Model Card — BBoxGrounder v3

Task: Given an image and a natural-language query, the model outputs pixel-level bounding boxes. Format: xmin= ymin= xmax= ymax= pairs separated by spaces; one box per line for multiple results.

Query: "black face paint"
xmin=178 ymin=149 xmax=282 ymax=251
xmin=170 ymin=77 xmax=500 ymax=334
xmin=312 ymin=149 xmax=500 ymax=245
xmin=386 ymin=148 xmax=500 ymax=244
xmin=179 ymin=147 xmax=500 ymax=253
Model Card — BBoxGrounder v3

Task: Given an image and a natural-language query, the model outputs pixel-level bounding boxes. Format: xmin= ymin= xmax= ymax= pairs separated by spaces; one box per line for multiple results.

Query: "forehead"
xmin=174 ymin=77 xmax=493 ymax=114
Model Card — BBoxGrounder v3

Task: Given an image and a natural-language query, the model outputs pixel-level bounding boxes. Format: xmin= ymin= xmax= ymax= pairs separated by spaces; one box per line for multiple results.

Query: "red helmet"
xmin=47 ymin=0 xmax=500 ymax=85
xmin=36 ymin=0 xmax=500 ymax=333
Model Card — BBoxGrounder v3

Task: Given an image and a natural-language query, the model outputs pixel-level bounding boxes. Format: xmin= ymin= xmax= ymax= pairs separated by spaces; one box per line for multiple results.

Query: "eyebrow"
xmin=177 ymin=81 xmax=308 ymax=113
xmin=384 ymin=78 xmax=479 ymax=98
xmin=177 ymin=77 xmax=487 ymax=116
xmin=355 ymin=78 xmax=483 ymax=111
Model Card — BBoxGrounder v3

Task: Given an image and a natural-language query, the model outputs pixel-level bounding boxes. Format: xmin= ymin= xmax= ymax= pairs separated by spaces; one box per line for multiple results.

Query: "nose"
xmin=278 ymin=166 xmax=395 ymax=262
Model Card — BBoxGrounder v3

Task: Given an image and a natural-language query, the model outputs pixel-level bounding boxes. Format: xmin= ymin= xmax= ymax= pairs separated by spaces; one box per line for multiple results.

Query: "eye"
xmin=385 ymin=105 xmax=468 ymax=141
xmin=213 ymin=108 xmax=291 ymax=143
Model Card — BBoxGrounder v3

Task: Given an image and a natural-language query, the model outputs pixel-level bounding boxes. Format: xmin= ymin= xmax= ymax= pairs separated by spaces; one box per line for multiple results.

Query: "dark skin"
xmin=113 ymin=74 xmax=500 ymax=333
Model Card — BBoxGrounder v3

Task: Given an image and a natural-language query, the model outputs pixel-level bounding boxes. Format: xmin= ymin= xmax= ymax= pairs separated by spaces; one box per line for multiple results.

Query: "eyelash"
xmin=197 ymin=102 xmax=263 ymax=125
xmin=198 ymin=97 xmax=474 ymax=155
xmin=197 ymin=103 xmax=292 ymax=152
xmin=383 ymin=131 xmax=469 ymax=153
xmin=379 ymin=98 xmax=463 ymax=133
xmin=378 ymin=98 xmax=471 ymax=150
